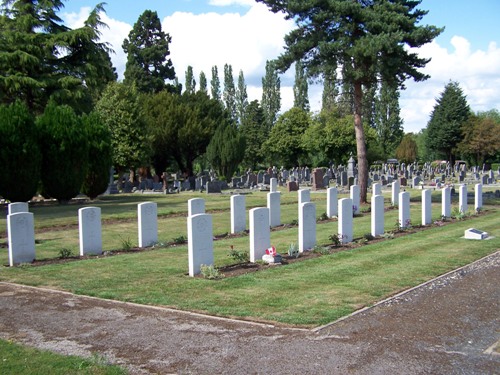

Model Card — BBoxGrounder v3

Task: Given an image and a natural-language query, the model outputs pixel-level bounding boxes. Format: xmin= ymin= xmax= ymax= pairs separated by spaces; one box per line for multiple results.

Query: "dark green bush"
xmin=0 ymin=102 xmax=41 ymax=202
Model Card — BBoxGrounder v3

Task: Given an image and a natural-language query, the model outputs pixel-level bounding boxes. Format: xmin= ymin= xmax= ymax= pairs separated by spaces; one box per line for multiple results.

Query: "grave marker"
xmin=8 ymin=202 xmax=29 ymax=215
xmin=187 ymin=213 xmax=213 ymax=276
xmin=458 ymin=184 xmax=467 ymax=214
xmin=422 ymin=189 xmax=432 ymax=225
xmin=299 ymin=202 xmax=316 ymax=252
xmin=350 ymin=185 xmax=360 ymax=215
xmin=371 ymin=195 xmax=384 ymax=237
xmin=399 ymin=192 xmax=410 ymax=228
xmin=326 ymin=187 xmax=338 ymax=218
xmin=372 ymin=183 xmax=382 ymax=196
xmin=7 ymin=212 xmax=35 ymax=266
xmin=442 ymin=186 xmax=451 ymax=218
xmin=138 ymin=202 xmax=158 ymax=247
xmin=249 ymin=207 xmax=270 ymax=262
xmin=267 ymin=191 xmax=281 ymax=227
xmin=391 ymin=181 xmax=400 ymax=206
xmin=230 ymin=194 xmax=246 ymax=233
xmin=188 ymin=198 xmax=205 ymax=217
xmin=338 ymin=198 xmax=353 ymax=244
xmin=475 ymin=183 xmax=482 ymax=212
xmin=78 ymin=207 xmax=102 ymax=256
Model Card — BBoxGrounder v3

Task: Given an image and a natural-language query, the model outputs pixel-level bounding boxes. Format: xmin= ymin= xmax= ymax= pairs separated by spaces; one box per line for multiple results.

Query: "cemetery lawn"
xmin=0 ymin=338 xmax=126 ymax=374
xmin=1 ymin=190 xmax=499 ymax=327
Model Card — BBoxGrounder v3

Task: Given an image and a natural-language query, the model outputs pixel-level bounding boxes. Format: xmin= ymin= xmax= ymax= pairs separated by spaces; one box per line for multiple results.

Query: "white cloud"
xmin=209 ymin=0 xmax=255 ymax=6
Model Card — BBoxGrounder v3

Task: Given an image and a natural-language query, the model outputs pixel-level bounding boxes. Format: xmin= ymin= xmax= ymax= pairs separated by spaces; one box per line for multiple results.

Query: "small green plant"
xmin=451 ymin=207 xmax=466 ymax=220
xmin=289 ymin=219 xmax=298 ymax=226
xmin=58 ymin=248 xmax=73 ymax=259
xmin=363 ymin=233 xmax=375 ymax=241
xmin=312 ymin=245 xmax=330 ymax=255
xmin=381 ymin=232 xmax=394 ymax=239
xmin=317 ymin=212 xmax=329 ymax=221
xmin=172 ymin=235 xmax=187 ymax=245
xmin=200 ymin=264 xmax=225 ymax=279
xmin=287 ymin=242 xmax=299 ymax=258
xmin=120 ymin=236 xmax=133 ymax=251
xmin=329 ymin=234 xmax=341 ymax=246
xmin=228 ymin=245 xmax=249 ymax=262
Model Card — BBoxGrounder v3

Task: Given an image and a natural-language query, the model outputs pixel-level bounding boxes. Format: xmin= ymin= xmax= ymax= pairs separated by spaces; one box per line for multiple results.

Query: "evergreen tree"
xmin=257 ymin=0 xmax=442 ymax=202
xmin=322 ymin=66 xmax=339 ymax=113
xmin=210 ymin=66 xmax=221 ymax=101
xmin=426 ymin=81 xmax=471 ymax=163
xmin=375 ymin=82 xmax=404 ymax=158
xmin=185 ymin=66 xmax=196 ymax=94
xmin=362 ymin=84 xmax=376 ymax=128
xmin=395 ymin=133 xmax=418 ymax=164
xmin=261 ymin=60 xmax=281 ymax=128
xmin=240 ymin=100 xmax=267 ymax=169
xmin=122 ymin=10 xmax=175 ymax=93
xmin=293 ymin=60 xmax=310 ymax=111
xmin=0 ymin=101 xmax=41 ymax=202
xmin=223 ymin=64 xmax=237 ymax=120
xmin=236 ymin=70 xmax=248 ymax=124
xmin=206 ymin=122 xmax=245 ymax=181
xmin=0 ymin=1 xmax=116 ymax=114
xmin=37 ymin=103 xmax=89 ymax=202
xmin=199 ymin=71 xmax=208 ymax=94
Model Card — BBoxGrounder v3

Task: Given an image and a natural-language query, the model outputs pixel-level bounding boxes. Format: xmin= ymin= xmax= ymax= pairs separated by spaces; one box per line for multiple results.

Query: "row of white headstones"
xmin=5 ymin=180 xmax=483 ymax=273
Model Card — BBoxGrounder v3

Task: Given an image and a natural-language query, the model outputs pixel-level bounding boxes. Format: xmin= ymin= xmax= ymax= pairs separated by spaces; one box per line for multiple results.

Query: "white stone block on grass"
xmin=338 ymin=198 xmax=353 ymax=244
xmin=267 ymin=192 xmax=281 ymax=228
xmin=249 ymin=207 xmax=270 ymax=263
xmin=391 ymin=181 xmax=400 ymax=206
xmin=138 ymin=202 xmax=158 ymax=247
xmin=299 ymin=202 xmax=316 ymax=252
xmin=188 ymin=198 xmax=205 ymax=217
xmin=398 ymin=192 xmax=411 ymax=229
xmin=371 ymin=195 xmax=384 ymax=237
xmin=188 ymin=213 xmax=214 ymax=276
xmin=326 ymin=187 xmax=338 ymax=218
xmin=78 ymin=207 xmax=102 ymax=256
xmin=442 ymin=186 xmax=451 ymax=218
xmin=8 ymin=202 xmax=29 ymax=215
xmin=464 ymin=228 xmax=488 ymax=240
xmin=422 ymin=189 xmax=432 ymax=226
xmin=230 ymin=194 xmax=246 ymax=234
xmin=475 ymin=184 xmax=482 ymax=212
xmin=8 ymin=212 xmax=35 ymax=266
xmin=350 ymin=185 xmax=360 ymax=215
xmin=459 ymin=184 xmax=467 ymax=214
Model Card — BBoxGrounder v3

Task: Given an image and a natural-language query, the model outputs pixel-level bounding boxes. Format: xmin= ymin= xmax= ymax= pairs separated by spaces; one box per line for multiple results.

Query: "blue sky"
xmin=61 ymin=0 xmax=500 ymax=133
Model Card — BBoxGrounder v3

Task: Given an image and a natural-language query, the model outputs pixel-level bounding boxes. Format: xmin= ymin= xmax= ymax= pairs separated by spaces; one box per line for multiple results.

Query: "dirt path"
xmin=0 ymin=252 xmax=499 ymax=374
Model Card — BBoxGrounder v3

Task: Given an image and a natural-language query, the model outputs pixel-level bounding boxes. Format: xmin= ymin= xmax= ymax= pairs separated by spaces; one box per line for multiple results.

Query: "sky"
xmin=61 ymin=0 xmax=500 ymax=133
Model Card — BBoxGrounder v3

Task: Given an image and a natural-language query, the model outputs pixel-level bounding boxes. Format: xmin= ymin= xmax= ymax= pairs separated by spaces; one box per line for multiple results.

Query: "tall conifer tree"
xmin=293 ymin=60 xmax=310 ymax=111
xmin=261 ymin=60 xmax=281 ymax=128
xmin=236 ymin=70 xmax=248 ymax=124
xmin=223 ymin=64 xmax=237 ymax=120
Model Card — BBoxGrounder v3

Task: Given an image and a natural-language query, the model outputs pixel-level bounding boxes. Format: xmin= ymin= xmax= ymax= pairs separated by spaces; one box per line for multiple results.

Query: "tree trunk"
xmin=353 ymin=82 xmax=368 ymax=204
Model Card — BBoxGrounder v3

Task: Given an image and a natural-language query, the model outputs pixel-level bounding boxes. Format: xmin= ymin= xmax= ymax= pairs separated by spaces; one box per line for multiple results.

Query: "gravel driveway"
xmin=0 ymin=251 xmax=499 ymax=374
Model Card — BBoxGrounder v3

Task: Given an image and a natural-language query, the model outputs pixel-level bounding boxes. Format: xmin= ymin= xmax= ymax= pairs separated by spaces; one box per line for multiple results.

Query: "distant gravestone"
xmin=230 ymin=195 xmax=246 ymax=233
xmin=442 ymin=186 xmax=452 ymax=218
xmin=398 ymin=192 xmax=411 ymax=229
xmin=350 ymin=185 xmax=360 ymax=215
xmin=298 ymin=189 xmax=310 ymax=218
xmin=287 ymin=181 xmax=299 ymax=192
xmin=138 ymin=202 xmax=158 ymax=247
xmin=270 ymin=177 xmax=278 ymax=193
xmin=7 ymin=212 xmax=35 ymax=266
xmin=338 ymin=198 xmax=353 ymax=244
xmin=422 ymin=189 xmax=432 ymax=226
xmin=267 ymin=191 xmax=281 ymax=228
xmin=8 ymin=202 xmax=29 ymax=215
xmin=78 ymin=207 xmax=102 ymax=256
xmin=481 ymin=175 xmax=488 ymax=185
xmin=372 ymin=183 xmax=382 ymax=196
xmin=327 ymin=187 xmax=338 ymax=218
xmin=249 ymin=207 xmax=270 ymax=263
xmin=188 ymin=198 xmax=205 ymax=217
xmin=188 ymin=213 xmax=213 ymax=276
xmin=311 ymin=168 xmax=324 ymax=191
xmin=391 ymin=180 xmax=400 ymax=206
xmin=371 ymin=195 xmax=384 ymax=237
xmin=206 ymin=181 xmax=222 ymax=193
xmin=299 ymin=202 xmax=316 ymax=252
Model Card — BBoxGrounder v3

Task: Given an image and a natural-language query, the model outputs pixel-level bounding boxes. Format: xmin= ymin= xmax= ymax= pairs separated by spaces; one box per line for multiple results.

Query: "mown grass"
xmin=0 ymin=339 xmax=126 ymax=375
xmin=1 ymin=187 xmax=498 ymax=327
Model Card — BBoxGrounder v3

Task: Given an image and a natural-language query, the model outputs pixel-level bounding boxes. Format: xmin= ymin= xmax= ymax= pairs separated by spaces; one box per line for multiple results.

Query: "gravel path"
xmin=0 ymin=251 xmax=499 ymax=374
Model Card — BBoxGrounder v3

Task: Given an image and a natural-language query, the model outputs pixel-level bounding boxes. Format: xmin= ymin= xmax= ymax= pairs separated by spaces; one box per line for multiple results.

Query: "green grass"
xmin=0 ymin=187 xmax=499 ymax=327
xmin=0 ymin=339 xmax=126 ymax=375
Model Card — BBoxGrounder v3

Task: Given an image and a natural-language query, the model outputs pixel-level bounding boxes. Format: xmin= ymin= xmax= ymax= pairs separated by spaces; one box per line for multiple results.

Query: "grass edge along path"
xmin=1 ymin=209 xmax=498 ymax=328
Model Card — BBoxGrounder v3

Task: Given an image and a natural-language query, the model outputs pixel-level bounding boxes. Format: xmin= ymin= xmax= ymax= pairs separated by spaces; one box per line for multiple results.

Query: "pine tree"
xmin=257 ymin=0 xmax=442 ymax=202
xmin=122 ymin=10 xmax=175 ymax=93
xmin=210 ymin=66 xmax=221 ymax=101
xmin=375 ymin=82 xmax=404 ymax=158
xmin=426 ymin=81 xmax=471 ymax=163
xmin=240 ymin=100 xmax=267 ymax=169
xmin=293 ymin=60 xmax=310 ymax=111
xmin=185 ymin=66 xmax=196 ymax=94
xmin=322 ymin=66 xmax=339 ymax=113
xmin=236 ymin=70 xmax=248 ymax=124
xmin=199 ymin=71 xmax=208 ymax=94
xmin=261 ymin=60 xmax=281 ymax=128
xmin=223 ymin=64 xmax=237 ymax=120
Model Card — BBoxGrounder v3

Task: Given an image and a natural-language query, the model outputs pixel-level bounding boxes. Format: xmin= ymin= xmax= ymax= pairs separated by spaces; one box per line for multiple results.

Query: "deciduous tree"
xmin=293 ymin=60 xmax=309 ymax=111
xmin=261 ymin=60 xmax=281 ymax=128
xmin=395 ymin=133 xmax=418 ymax=164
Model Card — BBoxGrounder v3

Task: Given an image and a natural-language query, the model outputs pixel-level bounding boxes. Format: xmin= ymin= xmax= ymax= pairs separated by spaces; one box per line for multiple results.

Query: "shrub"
xmin=228 ymin=246 xmax=249 ymax=263
xmin=287 ymin=242 xmax=299 ymax=258
xmin=200 ymin=264 xmax=225 ymax=279
xmin=0 ymin=102 xmax=41 ymax=202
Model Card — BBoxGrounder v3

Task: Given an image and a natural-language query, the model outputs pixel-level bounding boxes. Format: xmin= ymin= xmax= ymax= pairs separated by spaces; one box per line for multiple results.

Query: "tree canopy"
xmin=257 ymin=0 xmax=442 ymax=202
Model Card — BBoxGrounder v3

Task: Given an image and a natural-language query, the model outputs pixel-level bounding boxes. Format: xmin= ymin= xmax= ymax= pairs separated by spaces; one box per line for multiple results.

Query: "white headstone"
xmin=8 ymin=202 xmax=29 ymax=215
xmin=475 ymin=183 xmax=482 ymax=212
xmin=459 ymin=184 xmax=467 ymax=214
xmin=371 ymin=195 xmax=384 ymax=236
xmin=230 ymin=194 xmax=246 ymax=233
xmin=270 ymin=177 xmax=278 ymax=193
xmin=249 ymin=207 xmax=270 ymax=262
xmin=372 ymin=183 xmax=382 ymax=196
xmin=78 ymin=207 xmax=102 ymax=256
xmin=327 ymin=187 xmax=338 ymax=218
xmin=187 ymin=213 xmax=213 ymax=276
xmin=350 ymin=185 xmax=360 ymax=215
xmin=267 ymin=191 xmax=281 ymax=227
xmin=422 ymin=189 xmax=432 ymax=226
xmin=299 ymin=202 xmax=316 ymax=252
xmin=442 ymin=186 xmax=451 ymax=218
xmin=7 ymin=212 xmax=35 ymax=266
xmin=188 ymin=198 xmax=205 ymax=217
xmin=391 ymin=181 xmax=400 ymax=206
xmin=138 ymin=202 xmax=158 ymax=247
xmin=399 ymin=192 xmax=411 ymax=228
xmin=338 ymin=198 xmax=353 ymax=244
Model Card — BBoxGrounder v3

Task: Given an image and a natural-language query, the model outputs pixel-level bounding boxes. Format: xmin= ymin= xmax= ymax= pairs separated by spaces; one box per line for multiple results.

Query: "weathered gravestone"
xmin=287 ymin=181 xmax=299 ymax=192
xmin=78 ymin=207 xmax=102 ymax=256
xmin=8 ymin=212 xmax=35 ymax=266
xmin=188 ymin=213 xmax=213 ymax=276
xmin=138 ymin=202 xmax=158 ymax=247
xmin=311 ymin=168 xmax=324 ymax=191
